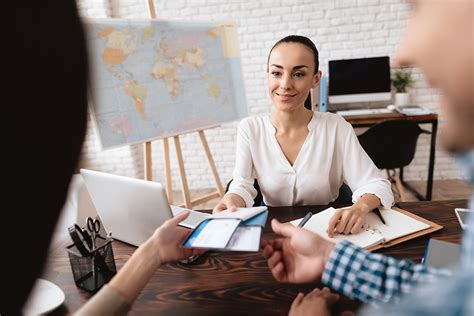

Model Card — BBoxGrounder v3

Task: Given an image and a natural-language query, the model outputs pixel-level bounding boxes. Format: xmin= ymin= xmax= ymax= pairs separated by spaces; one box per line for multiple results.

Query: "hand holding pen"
xmin=298 ymin=212 xmax=313 ymax=228
xmin=372 ymin=207 xmax=387 ymax=225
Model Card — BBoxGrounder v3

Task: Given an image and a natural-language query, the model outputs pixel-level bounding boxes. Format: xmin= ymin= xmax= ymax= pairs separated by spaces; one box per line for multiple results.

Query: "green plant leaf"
xmin=392 ymin=70 xmax=414 ymax=93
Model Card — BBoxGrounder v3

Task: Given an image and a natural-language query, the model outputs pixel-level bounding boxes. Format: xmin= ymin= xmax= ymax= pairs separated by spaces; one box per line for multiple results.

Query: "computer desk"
xmin=340 ymin=111 xmax=438 ymax=201
xmin=43 ymin=199 xmax=465 ymax=315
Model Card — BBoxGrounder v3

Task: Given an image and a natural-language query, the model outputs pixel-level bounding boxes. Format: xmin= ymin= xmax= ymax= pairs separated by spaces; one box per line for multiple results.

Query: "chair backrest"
xmin=225 ymin=179 xmax=352 ymax=206
xmin=225 ymin=179 xmax=264 ymax=206
xmin=333 ymin=183 xmax=353 ymax=204
xmin=357 ymin=120 xmax=427 ymax=170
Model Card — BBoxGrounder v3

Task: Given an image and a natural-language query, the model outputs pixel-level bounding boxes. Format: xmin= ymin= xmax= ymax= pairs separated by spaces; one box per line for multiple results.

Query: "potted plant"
xmin=392 ymin=69 xmax=414 ymax=106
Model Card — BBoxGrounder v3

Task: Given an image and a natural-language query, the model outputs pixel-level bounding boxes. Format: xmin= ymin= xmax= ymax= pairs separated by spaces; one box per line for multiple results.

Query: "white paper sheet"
xmin=188 ymin=219 xmax=241 ymax=248
xmin=225 ymin=226 xmax=262 ymax=252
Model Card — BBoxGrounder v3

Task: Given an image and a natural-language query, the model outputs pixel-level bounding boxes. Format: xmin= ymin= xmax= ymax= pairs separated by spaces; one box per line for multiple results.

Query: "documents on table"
xmin=182 ymin=207 xmax=268 ymax=252
xmin=187 ymin=219 xmax=241 ymax=248
xmin=175 ymin=206 xmax=268 ymax=229
xmin=395 ymin=105 xmax=432 ymax=115
xmin=226 ymin=226 xmax=262 ymax=252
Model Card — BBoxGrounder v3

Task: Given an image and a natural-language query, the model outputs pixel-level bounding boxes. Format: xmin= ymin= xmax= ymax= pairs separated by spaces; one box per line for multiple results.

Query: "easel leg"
xmin=144 ymin=142 xmax=152 ymax=181
xmin=163 ymin=138 xmax=173 ymax=204
xmin=198 ymin=130 xmax=224 ymax=197
xmin=173 ymin=136 xmax=192 ymax=208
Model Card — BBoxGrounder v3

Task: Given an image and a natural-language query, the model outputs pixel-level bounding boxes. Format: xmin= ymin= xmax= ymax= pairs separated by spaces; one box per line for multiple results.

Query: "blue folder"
xmin=183 ymin=210 xmax=268 ymax=251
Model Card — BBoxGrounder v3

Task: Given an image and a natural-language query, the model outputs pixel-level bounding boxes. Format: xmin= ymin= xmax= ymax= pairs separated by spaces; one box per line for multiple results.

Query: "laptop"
xmin=80 ymin=169 xmax=207 ymax=246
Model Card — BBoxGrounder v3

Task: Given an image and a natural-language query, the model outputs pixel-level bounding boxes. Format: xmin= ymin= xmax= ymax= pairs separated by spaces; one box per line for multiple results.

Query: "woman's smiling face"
xmin=267 ymin=42 xmax=320 ymax=112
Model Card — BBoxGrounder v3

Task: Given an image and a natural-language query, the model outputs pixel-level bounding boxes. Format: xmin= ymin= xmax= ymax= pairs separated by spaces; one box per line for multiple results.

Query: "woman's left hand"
xmin=326 ymin=205 xmax=370 ymax=237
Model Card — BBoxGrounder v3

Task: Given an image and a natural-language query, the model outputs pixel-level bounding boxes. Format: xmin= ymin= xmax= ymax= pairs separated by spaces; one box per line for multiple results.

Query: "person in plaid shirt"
xmin=263 ymin=1 xmax=473 ymax=315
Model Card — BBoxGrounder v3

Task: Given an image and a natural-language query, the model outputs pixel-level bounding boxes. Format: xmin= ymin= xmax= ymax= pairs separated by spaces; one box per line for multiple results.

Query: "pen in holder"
xmin=67 ymin=222 xmax=117 ymax=293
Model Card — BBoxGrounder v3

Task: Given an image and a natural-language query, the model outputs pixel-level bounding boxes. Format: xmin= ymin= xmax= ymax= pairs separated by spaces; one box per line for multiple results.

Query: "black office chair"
xmin=225 ymin=179 xmax=352 ymax=206
xmin=357 ymin=120 xmax=430 ymax=201
xmin=225 ymin=179 xmax=264 ymax=206
xmin=333 ymin=183 xmax=353 ymax=205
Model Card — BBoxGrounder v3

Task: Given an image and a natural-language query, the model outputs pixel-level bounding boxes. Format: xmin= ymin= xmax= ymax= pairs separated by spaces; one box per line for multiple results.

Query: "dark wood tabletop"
xmin=342 ymin=112 xmax=438 ymax=127
xmin=45 ymin=199 xmax=466 ymax=315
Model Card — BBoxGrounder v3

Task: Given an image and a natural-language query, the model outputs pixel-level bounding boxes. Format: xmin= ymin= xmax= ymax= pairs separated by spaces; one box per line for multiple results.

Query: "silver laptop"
xmin=80 ymin=169 xmax=209 ymax=246
xmin=80 ymin=168 xmax=176 ymax=246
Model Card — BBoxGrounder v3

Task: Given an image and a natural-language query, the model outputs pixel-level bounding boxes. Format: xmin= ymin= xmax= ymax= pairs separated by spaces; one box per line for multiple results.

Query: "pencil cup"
xmin=66 ymin=236 xmax=117 ymax=293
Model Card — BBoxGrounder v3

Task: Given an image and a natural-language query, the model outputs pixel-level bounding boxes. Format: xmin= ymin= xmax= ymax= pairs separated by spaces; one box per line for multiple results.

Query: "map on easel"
xmin=85 ymin=19 xmax=247 ymax=149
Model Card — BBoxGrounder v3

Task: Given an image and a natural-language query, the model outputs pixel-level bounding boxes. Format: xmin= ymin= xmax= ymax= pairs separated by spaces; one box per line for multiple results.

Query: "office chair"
xmin=333 ymin=183 xmax=353 ymax=205
xmin=357 ymin=120 xmax=430 ymax=201
xmin=225 ymin=179 xmax=264 ymax=206
xmin=225 ymin=179 xmax=352 ymax=206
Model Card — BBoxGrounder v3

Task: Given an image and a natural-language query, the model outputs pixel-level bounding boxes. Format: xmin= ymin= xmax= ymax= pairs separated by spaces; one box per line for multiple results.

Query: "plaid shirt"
xmin=321 ymin=241 xmax=450 ymax=304
xmin=322 ymin=151 xmax=474 ymax=315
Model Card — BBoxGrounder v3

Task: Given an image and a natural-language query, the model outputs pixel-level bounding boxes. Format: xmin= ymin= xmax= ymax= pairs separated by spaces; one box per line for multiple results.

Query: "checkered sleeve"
xmin=321 ymin=241 xmax=451 ymax=304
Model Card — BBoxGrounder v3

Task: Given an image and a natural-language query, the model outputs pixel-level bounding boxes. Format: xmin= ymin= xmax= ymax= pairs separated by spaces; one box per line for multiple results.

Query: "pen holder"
xmin=66 ymin=236 xmax=117 ymax=293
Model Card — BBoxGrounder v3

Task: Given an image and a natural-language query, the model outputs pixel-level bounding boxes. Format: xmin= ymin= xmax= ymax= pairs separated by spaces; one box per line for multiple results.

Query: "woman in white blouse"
xmin=213 ymin=35 xmax=394 ymax=235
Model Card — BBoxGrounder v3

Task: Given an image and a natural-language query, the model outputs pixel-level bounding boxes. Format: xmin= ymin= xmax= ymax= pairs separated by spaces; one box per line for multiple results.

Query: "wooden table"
xmin=45 ymin=199 xmax=465 ymax=315
xmin=342 ymin=111 xmax=438 ymax=201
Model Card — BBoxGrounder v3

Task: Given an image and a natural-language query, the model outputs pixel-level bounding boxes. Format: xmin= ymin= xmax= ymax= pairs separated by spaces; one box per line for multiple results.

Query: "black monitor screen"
xmin=328 ymin=56 xmax=390 ymax=96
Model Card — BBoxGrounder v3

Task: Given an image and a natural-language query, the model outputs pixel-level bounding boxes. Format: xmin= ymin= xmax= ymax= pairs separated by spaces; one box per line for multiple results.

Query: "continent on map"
xmin=109 ymin=115 xmax=132 ymax=137
xmin=124 ymin=79 xmax=147 ymax=118
xmin=208 ymin=83 xmax=221 ymax=97
xmin=98 ymin=27 xmax=137 ymax=67
xmin=151 ymin=60 xmax=180 ymax=97
xmin=141 ymin=27 xmax=155 ymax=43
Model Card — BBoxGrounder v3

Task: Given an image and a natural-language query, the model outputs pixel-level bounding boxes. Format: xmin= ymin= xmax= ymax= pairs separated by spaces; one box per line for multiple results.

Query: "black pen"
xmin=372 ymin=207 xmax=386 ymax=225
xmin=298 ymin=212 xmax=313 ymax=228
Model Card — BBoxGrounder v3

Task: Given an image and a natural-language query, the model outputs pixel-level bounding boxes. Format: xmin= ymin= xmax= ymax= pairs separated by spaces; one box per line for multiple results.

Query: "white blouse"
xmin=227 ymin=112 xmax=394 ymax=208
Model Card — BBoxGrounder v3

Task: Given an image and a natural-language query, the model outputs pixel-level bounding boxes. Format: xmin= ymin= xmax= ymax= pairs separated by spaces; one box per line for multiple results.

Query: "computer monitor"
xmin=328 ymin=56 xmax=391 ymax=104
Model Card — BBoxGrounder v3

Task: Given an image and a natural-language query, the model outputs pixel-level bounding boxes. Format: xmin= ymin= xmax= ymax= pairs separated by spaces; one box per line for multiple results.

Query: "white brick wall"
xmin=76 ymin=0 xmax=465 ymax=190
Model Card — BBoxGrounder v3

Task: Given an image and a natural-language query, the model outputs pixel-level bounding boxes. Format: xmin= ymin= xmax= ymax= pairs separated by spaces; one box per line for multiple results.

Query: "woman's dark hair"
xmin=267 ymin=35 xmax=319 ymax=74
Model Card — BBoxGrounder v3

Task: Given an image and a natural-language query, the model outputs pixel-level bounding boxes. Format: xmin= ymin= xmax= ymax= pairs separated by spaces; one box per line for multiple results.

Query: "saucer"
xmin=22 ymin=278 xmax=65 ymax=315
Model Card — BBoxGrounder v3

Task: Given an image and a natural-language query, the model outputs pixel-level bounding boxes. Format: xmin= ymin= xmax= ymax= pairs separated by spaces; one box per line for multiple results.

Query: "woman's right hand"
xmin=212 ymin=193 xmax=246 ymax=213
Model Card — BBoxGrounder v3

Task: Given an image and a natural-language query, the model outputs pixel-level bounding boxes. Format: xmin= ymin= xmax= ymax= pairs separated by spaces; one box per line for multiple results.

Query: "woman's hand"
xmin=327 ymin=194 xmax=381 ymax=237
xmin=151 ymin=211 xmax=206 ymax=265
xmin=212 ymin=193 xmax=246 ymax=213
xmin=327 ymin=206 xmax=370 ymax=237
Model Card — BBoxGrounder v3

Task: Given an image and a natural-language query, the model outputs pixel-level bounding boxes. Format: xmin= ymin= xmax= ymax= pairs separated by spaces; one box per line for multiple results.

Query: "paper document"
xmin=171 ymin=205 xmax=211 ymax=229
xmin=185 ymin=219 xmax=241 ymax=248
xmin=212 ymin=206 xmax=267 ymax=221
xmin=176 ymin=206 xmax=268 ymax=229
xmin=182 ymin=209 xmax=268 ymax=252
xmin=225 ymin=226 xmax=262 ymax=252
xmin=396 ymin=106 xmax=432 ymax=115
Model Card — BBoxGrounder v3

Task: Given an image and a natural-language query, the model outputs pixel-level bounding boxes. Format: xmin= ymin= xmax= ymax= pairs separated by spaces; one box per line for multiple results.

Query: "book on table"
xmin=290 ymin=207 xmax=443 ymax=251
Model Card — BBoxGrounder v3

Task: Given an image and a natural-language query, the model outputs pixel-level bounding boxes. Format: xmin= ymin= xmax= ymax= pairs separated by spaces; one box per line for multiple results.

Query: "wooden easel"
xmin=144 ymin=0 xmax=224 ymax=208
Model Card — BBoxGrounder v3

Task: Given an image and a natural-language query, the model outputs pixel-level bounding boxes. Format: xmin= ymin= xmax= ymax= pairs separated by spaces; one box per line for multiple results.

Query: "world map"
xmin=85 ymin=19 xmax=247 ymax=149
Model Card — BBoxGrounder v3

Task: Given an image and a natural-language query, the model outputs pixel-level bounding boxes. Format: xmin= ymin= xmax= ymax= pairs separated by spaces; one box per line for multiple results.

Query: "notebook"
xmin=290 ymin=207 xmax=442 ymax=250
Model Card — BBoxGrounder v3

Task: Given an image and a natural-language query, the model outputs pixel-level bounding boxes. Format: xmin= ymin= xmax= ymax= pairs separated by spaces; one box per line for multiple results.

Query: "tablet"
xmin=454 ymin=208 xmax=472 ymax=229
